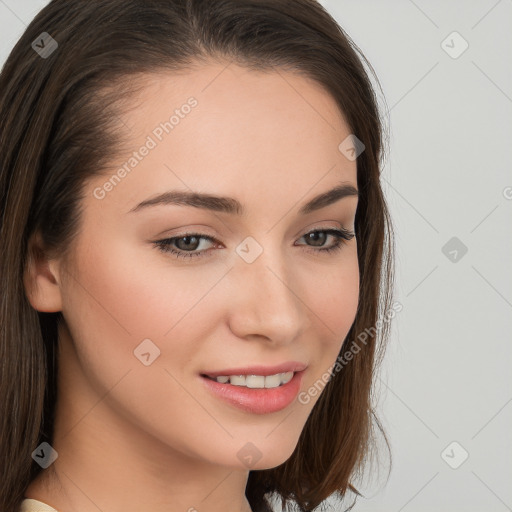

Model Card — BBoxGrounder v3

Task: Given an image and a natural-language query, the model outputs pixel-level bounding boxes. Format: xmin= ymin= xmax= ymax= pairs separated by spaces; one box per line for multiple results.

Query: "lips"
xmin=200 ymin=369 xmax=306 ymax=414
xmin=201 ymin=361 xmax=308 ymax=378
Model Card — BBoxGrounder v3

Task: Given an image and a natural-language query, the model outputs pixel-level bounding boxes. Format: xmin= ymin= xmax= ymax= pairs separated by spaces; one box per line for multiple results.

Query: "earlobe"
xmin=23 ymin=231 xmax=63 ymax=313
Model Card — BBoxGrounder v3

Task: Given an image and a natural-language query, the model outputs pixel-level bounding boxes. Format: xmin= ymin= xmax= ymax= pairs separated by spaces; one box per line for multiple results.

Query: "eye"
xmin=296 ymin=228 xmax=355 ymax=255
xmin=154 ymin=233 xmax=218 ymax=259
xmin=153 ymin=227 xmax=355 ymax=260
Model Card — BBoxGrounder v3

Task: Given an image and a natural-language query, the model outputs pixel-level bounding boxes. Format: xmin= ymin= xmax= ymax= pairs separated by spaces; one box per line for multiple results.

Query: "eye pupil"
xmin=306 ymin=231 xmax=327 ymax=246
xmin=176 ymin=235 xmax=200 ymax=250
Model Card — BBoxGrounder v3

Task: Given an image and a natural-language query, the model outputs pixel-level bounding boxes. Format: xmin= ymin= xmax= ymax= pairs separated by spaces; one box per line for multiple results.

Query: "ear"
xmin=23 ymin=231 xmax=63 ymax=312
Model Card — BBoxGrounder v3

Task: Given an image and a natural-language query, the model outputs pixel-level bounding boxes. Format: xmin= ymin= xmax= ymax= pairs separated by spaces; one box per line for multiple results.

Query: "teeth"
xmin=211 ymin=372 xmax=294 ymax=388
xmin=230 ymin=375 xmax=246 ymax=386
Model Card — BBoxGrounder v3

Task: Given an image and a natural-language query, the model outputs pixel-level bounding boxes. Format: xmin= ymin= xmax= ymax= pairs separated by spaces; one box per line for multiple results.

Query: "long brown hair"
xmin=0 ymin=1 xmax=395 ymax=511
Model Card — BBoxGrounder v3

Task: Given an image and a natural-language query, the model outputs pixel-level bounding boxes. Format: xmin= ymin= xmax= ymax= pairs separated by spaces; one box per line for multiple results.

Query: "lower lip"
xmin=200 ymin=371 xmax=305 ymax=414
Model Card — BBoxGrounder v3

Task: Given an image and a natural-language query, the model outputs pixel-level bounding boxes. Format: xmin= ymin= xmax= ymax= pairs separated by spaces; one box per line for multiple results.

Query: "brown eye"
xmin=296 ymin=228 xmax=355 ymax=254
xmin=154 ymin=233 xmax=218 ymax=259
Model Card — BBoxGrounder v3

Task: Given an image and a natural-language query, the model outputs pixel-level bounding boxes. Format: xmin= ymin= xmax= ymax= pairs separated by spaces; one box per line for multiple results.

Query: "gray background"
xmin=1 ymin=1 xmax=511 ymax=511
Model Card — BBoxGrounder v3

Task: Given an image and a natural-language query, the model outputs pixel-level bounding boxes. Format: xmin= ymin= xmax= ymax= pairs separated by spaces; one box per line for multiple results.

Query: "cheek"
xmin=312 ymin=252 xmax=359 ymax=335
xmin=57 ymin=237 xmax=230 ymax=445
xmin=306 ymin=252 xmax=359 ymax=376
xmin=63 ymin=235 xmax=217 ymax=334
xmin=59 ymin=235 xmax=230 ymax=378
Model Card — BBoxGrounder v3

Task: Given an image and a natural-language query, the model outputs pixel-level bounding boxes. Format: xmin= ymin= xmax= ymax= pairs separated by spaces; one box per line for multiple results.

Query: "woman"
xmin=0 ymin=1 xmax=395 ymax=511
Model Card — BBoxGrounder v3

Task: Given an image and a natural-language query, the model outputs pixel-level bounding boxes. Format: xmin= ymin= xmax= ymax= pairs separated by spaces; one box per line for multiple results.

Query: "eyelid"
xmin=158 ymin=218 xmax=350 ymax=238
xmin=154 ymin=222 xmax=350 ymax=246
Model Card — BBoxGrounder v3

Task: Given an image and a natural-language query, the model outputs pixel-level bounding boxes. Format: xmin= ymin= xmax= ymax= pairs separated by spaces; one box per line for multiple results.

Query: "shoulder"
xmin=19 ymin=498 xmax=59 ymax=512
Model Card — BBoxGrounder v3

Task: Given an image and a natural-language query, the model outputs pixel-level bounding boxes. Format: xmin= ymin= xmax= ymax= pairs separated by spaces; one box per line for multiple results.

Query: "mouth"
xmin=201 ymin=372 xmax=296 ymax=388
xmin=199 ymin=368 xmax=307 ymax=414
xmin=200 ymin=361 xmax=307 ymax=386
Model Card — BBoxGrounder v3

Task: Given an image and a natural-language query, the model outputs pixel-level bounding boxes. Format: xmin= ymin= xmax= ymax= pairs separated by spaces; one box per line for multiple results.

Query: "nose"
xmin=226 ymin=248 xmax=311 ymax=345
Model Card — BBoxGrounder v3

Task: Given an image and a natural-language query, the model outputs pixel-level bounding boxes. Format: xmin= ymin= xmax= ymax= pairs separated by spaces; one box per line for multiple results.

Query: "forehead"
xmin=88 ymin=62 xmax=357 ymax=219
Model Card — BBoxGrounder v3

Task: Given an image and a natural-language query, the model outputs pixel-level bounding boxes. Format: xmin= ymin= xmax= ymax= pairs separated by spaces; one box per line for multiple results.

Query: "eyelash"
xmin=153 ymin=227 xmax=355 ymax=260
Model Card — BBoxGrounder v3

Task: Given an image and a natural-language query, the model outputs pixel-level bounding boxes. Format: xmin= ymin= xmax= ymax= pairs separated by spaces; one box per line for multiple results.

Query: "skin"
xmin=23 ymin=60 xmax=359 ymax=512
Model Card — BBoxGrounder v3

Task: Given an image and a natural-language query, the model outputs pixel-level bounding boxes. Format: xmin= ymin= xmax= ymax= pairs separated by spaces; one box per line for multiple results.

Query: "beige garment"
xmin=20 ymin=498 xmax=59 ymax=512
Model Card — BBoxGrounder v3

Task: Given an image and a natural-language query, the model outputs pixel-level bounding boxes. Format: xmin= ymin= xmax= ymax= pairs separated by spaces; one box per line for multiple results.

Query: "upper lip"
xmin=201 ymin=361 xmax=308 ymax=378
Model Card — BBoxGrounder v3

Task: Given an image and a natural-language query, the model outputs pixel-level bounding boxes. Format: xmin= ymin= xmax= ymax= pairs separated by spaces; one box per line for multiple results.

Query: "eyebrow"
xmin=128 ymin=182 xmax=358 ymax=216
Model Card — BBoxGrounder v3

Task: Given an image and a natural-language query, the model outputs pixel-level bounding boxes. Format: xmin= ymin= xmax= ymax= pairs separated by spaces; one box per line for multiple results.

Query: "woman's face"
xmin=48 ymin=61 xmax=359 ymax=471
